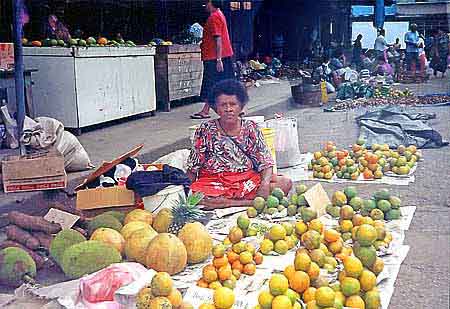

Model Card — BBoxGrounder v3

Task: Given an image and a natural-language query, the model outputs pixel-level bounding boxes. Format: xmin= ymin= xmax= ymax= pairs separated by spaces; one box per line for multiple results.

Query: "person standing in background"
xmin=45 ymin=15 xmax=71 ymax=41
xmin=191 ymin=0 xmax=234 ymax=119
xmin=352 ymin=34 xmax=363 ymax=69
xmin=431 ymin=28 xmax=449 ymax=78
xmin=374 ymin=28 xmax=388 ymax=59
xmin=417 ymin=35 xmax=427 ymax=81
xmin=404 ymin=23 xmax=420 ymax=80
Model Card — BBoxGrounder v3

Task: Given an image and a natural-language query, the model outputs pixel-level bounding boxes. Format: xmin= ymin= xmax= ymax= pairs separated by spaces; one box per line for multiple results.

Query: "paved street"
xmin=0 ymin=77 xmax=449 ymax=308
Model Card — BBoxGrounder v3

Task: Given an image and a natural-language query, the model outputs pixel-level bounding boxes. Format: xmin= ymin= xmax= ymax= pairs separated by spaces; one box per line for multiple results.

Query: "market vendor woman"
xmin=45 ymin=15 xmax=71 ymax=42
xmin=187 ymin=79 xmax=292 ymax=209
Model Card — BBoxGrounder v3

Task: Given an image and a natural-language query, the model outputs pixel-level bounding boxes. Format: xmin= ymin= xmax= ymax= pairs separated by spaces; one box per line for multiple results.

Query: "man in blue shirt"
xmin=404 ymin=24 xmax=420 ymax=79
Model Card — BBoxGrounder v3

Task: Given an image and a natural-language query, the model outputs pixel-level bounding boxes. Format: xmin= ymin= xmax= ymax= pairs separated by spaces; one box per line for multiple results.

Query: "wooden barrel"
xmin=292 ymin=83 xmax=321 ymax=106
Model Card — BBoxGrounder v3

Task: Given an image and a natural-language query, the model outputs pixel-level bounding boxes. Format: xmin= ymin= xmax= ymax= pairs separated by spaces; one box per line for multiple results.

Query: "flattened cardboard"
xmin=76 ymin=186 xmax=135 ymax=210
xmin=2 ymin=150 xmax=67 ymax=193
xmin=304 ymin=183 xmax=330 ymax=217
xmin=44 ymin=208 xmax=80 ymax=229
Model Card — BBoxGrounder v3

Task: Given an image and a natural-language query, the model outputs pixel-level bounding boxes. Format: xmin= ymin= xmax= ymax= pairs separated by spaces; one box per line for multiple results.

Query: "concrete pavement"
xmin=0 ymin=77 xmax=449 ymax=308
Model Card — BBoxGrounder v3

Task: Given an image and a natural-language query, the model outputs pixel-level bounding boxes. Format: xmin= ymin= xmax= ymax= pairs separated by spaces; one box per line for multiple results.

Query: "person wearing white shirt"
xmin=374 ymin=29 xmax=388 ymax=59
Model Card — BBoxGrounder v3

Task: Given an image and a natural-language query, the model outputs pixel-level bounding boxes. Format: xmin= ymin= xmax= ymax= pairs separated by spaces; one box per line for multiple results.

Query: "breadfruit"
xmin=50 ymin=229 xmax=86 ymax=266
xmin=0 ymin=247 xmax=36 ymax=287
xmin=87 ymin=214 xmax=123 ymax=235
xmin=60 ymin=240 xmax=122 ymax=279
xmin=102 ymin=211 xmax=126 ymax=224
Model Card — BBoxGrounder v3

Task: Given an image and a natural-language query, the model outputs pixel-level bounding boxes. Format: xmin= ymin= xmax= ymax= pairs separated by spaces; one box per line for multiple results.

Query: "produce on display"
xmin=124 ymin=226 xmax=158 ymax=264
xmin=7 ymin=211 xmax=62 ymax=234
xmin=198 ymin=239 xmax=262 ymax=289
xmin=87 ymin=213 xmax=123 ymax=236
xmin=144 ymin=233 xmax=188 ymax=275
xmin=199 ymin=287 xmax=235 ymax=309
xmin=247 ymin=185 xmax=311 ymax=220
xmin=178 ymin=222 xmax=213 ymax=264
xmin=259 ymin=222 xmax=298 ymax=255
xmin=124 ymin=209 xmax=153 ymax=226
xmin=136 ymin=271 xmax=192 ymax=309
xmin=309 ymin=141 xmax=422 ymax=180
xmin=152 ymin=193 xmax=205 ymax=234
xmin=50 ymin=229 xmax=87 ymax=266
xmin=0 ymin=247 xmax=36 ymax=287
xmin=89 ymin=227 xmax=126 ymax=255
xmin=24 ymin=36 xmax=137 ymax=48
xmin=0 ymin=241 xmax=47 ymax=270
xmin=332 ymin=93 xmax=450 ymax=111
xmin=59 ymin=240 xmax=122 ymax=279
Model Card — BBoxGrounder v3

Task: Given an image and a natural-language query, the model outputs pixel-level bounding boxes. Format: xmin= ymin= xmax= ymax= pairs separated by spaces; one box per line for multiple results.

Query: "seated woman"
xmin=186 ymin=79 xmax=292 ymax=209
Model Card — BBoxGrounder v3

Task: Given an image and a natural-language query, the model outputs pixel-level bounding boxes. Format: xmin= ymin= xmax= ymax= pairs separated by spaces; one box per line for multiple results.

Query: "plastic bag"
xmin=152 ymin=149 xmax=190 ymax=172
xmin=80 ymin=263 xmax=147 ymax=305
xmin=0 ymin=105 xmax=19 ymax=149
xmin=190 ymin=23 xmax=203 ymax=39
xmin=264 ymin=117 xmax=302 ymax=168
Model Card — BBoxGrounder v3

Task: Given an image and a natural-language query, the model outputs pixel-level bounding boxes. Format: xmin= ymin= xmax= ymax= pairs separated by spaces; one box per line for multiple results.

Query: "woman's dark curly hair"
xmin=208 ymin=79 xmax=249 ymax=110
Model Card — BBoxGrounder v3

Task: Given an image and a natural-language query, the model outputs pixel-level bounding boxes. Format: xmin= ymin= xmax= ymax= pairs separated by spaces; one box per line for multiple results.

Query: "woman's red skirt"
xmin=191 ymin=170 xmax=261 ymax=199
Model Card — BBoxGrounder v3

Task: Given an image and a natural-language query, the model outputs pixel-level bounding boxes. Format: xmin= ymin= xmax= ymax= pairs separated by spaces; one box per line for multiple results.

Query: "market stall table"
xmin=155 ymin=44 xmax=203 ymax=112
xmin=23 ymin=47 xmax=157 ymax=135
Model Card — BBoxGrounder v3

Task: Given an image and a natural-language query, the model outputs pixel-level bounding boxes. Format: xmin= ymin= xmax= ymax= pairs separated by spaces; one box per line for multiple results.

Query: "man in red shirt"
xmin=191 ymin=0 xmax=235 ymax=119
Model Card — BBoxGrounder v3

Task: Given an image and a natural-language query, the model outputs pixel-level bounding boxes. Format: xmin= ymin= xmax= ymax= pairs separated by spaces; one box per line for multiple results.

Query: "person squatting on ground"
xmin=186 ymin=79 xmax=292 ymax=209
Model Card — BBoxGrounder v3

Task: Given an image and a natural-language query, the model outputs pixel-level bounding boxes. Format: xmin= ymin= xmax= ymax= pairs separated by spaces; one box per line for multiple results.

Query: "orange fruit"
xmin=226 ymin=251 xmax=239 ymax=264
xmin=343 ymin=256 xmax=363 ymax=278
xmin=321 ymin=165 xmax=331 ymax=173
xmin=345 ymin=295 xmax=365 ymax=309
xmin=218 ymin=266 xmax=232 ymax=281
xmin=167 ymin=288 xmax=183 ymax=307
xmin=324 ymin=229 xmax=340 ymax=243
xmin=213 ymin=256 xmax=229 ymax=269
xmin=197 ymin=278 xmax=209 ymax=288
xmin=232 ymin=269 xmax=241 ymax=280
xmin=243 ymin=263 xmax=256 ymax=275
xmin=303 ymin=287 xmax=317 ymax=303
xmin=294 ymin=252 xmax=311 ymax=271
xmin=239 ymin=251 xmax=253 ymax=265
xmin=231 ymin=260 xmax=244 ymax=272
xmin=253 ymin=252 xmax=263 ymax=265
xmin=199 ymin=304 xmax=216 ymax=309
xmin=315 ymin=286 xmax=336 ymax=307
xmin=307 ymin=262 xmax=320 ymax=281
xmin=289 ymin=271 xmax=310 ymax=293
xmin=363 ymin=169 xmax=373 ymax=179
xmin=203 ymin=265 xmax=218 ymax=283
xmin=209 ymin=281 xmax=222 ymax=290
xmin=328 ymin=239 xmax=343 ymax=254
xmin=212 ymin=244 xmax=226 ymax=258
xmin=284 ymin=265 xmax=296 ymax=281
xmin=213 ymin=287 xmax=235 ymax=309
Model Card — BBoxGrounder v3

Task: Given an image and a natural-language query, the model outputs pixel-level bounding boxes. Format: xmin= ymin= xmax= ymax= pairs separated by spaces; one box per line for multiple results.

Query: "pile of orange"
xmin=197 ymin=242 xmax=263 ymax=290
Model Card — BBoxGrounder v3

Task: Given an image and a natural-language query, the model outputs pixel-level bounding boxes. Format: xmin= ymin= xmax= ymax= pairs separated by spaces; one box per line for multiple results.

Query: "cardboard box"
xmin=75 ymin=144 xmax=144 ymax=210
xmin=0 ymin=43 xmax=14 ymax=70
xmin=2 ymin=150 xmax=67 ymax=193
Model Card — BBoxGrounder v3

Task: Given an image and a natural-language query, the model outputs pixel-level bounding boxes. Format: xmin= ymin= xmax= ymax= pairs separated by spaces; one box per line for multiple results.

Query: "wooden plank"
xmin=168 ymin=71 xmax=203 ymax=83
xmin=156 ymin=44 xmax=201 ymax=54
xmin=169 ymin=86 xmax=202 ymax=101
xmin=168 ymin=78 xmax=202 ymax=92
xmin=168 ymin=62 xmax=203 ymax=74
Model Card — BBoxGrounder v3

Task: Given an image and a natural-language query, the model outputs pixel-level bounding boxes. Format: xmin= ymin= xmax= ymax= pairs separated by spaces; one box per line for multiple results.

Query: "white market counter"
xmin=23 ymin=46 xmax=156 ymax=133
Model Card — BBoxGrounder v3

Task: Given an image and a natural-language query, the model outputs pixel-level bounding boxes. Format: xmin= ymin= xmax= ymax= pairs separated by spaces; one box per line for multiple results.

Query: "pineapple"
xmin=168 ymin=192 xmax=205 ymax=235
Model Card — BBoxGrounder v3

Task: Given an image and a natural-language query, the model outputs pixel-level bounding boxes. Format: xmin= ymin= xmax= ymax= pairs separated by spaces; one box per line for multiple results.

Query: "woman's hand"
xmin=256 ymin=181 xmax=271 ymax=199
xmin=216 ymin=59 xmax=224 ymax=72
